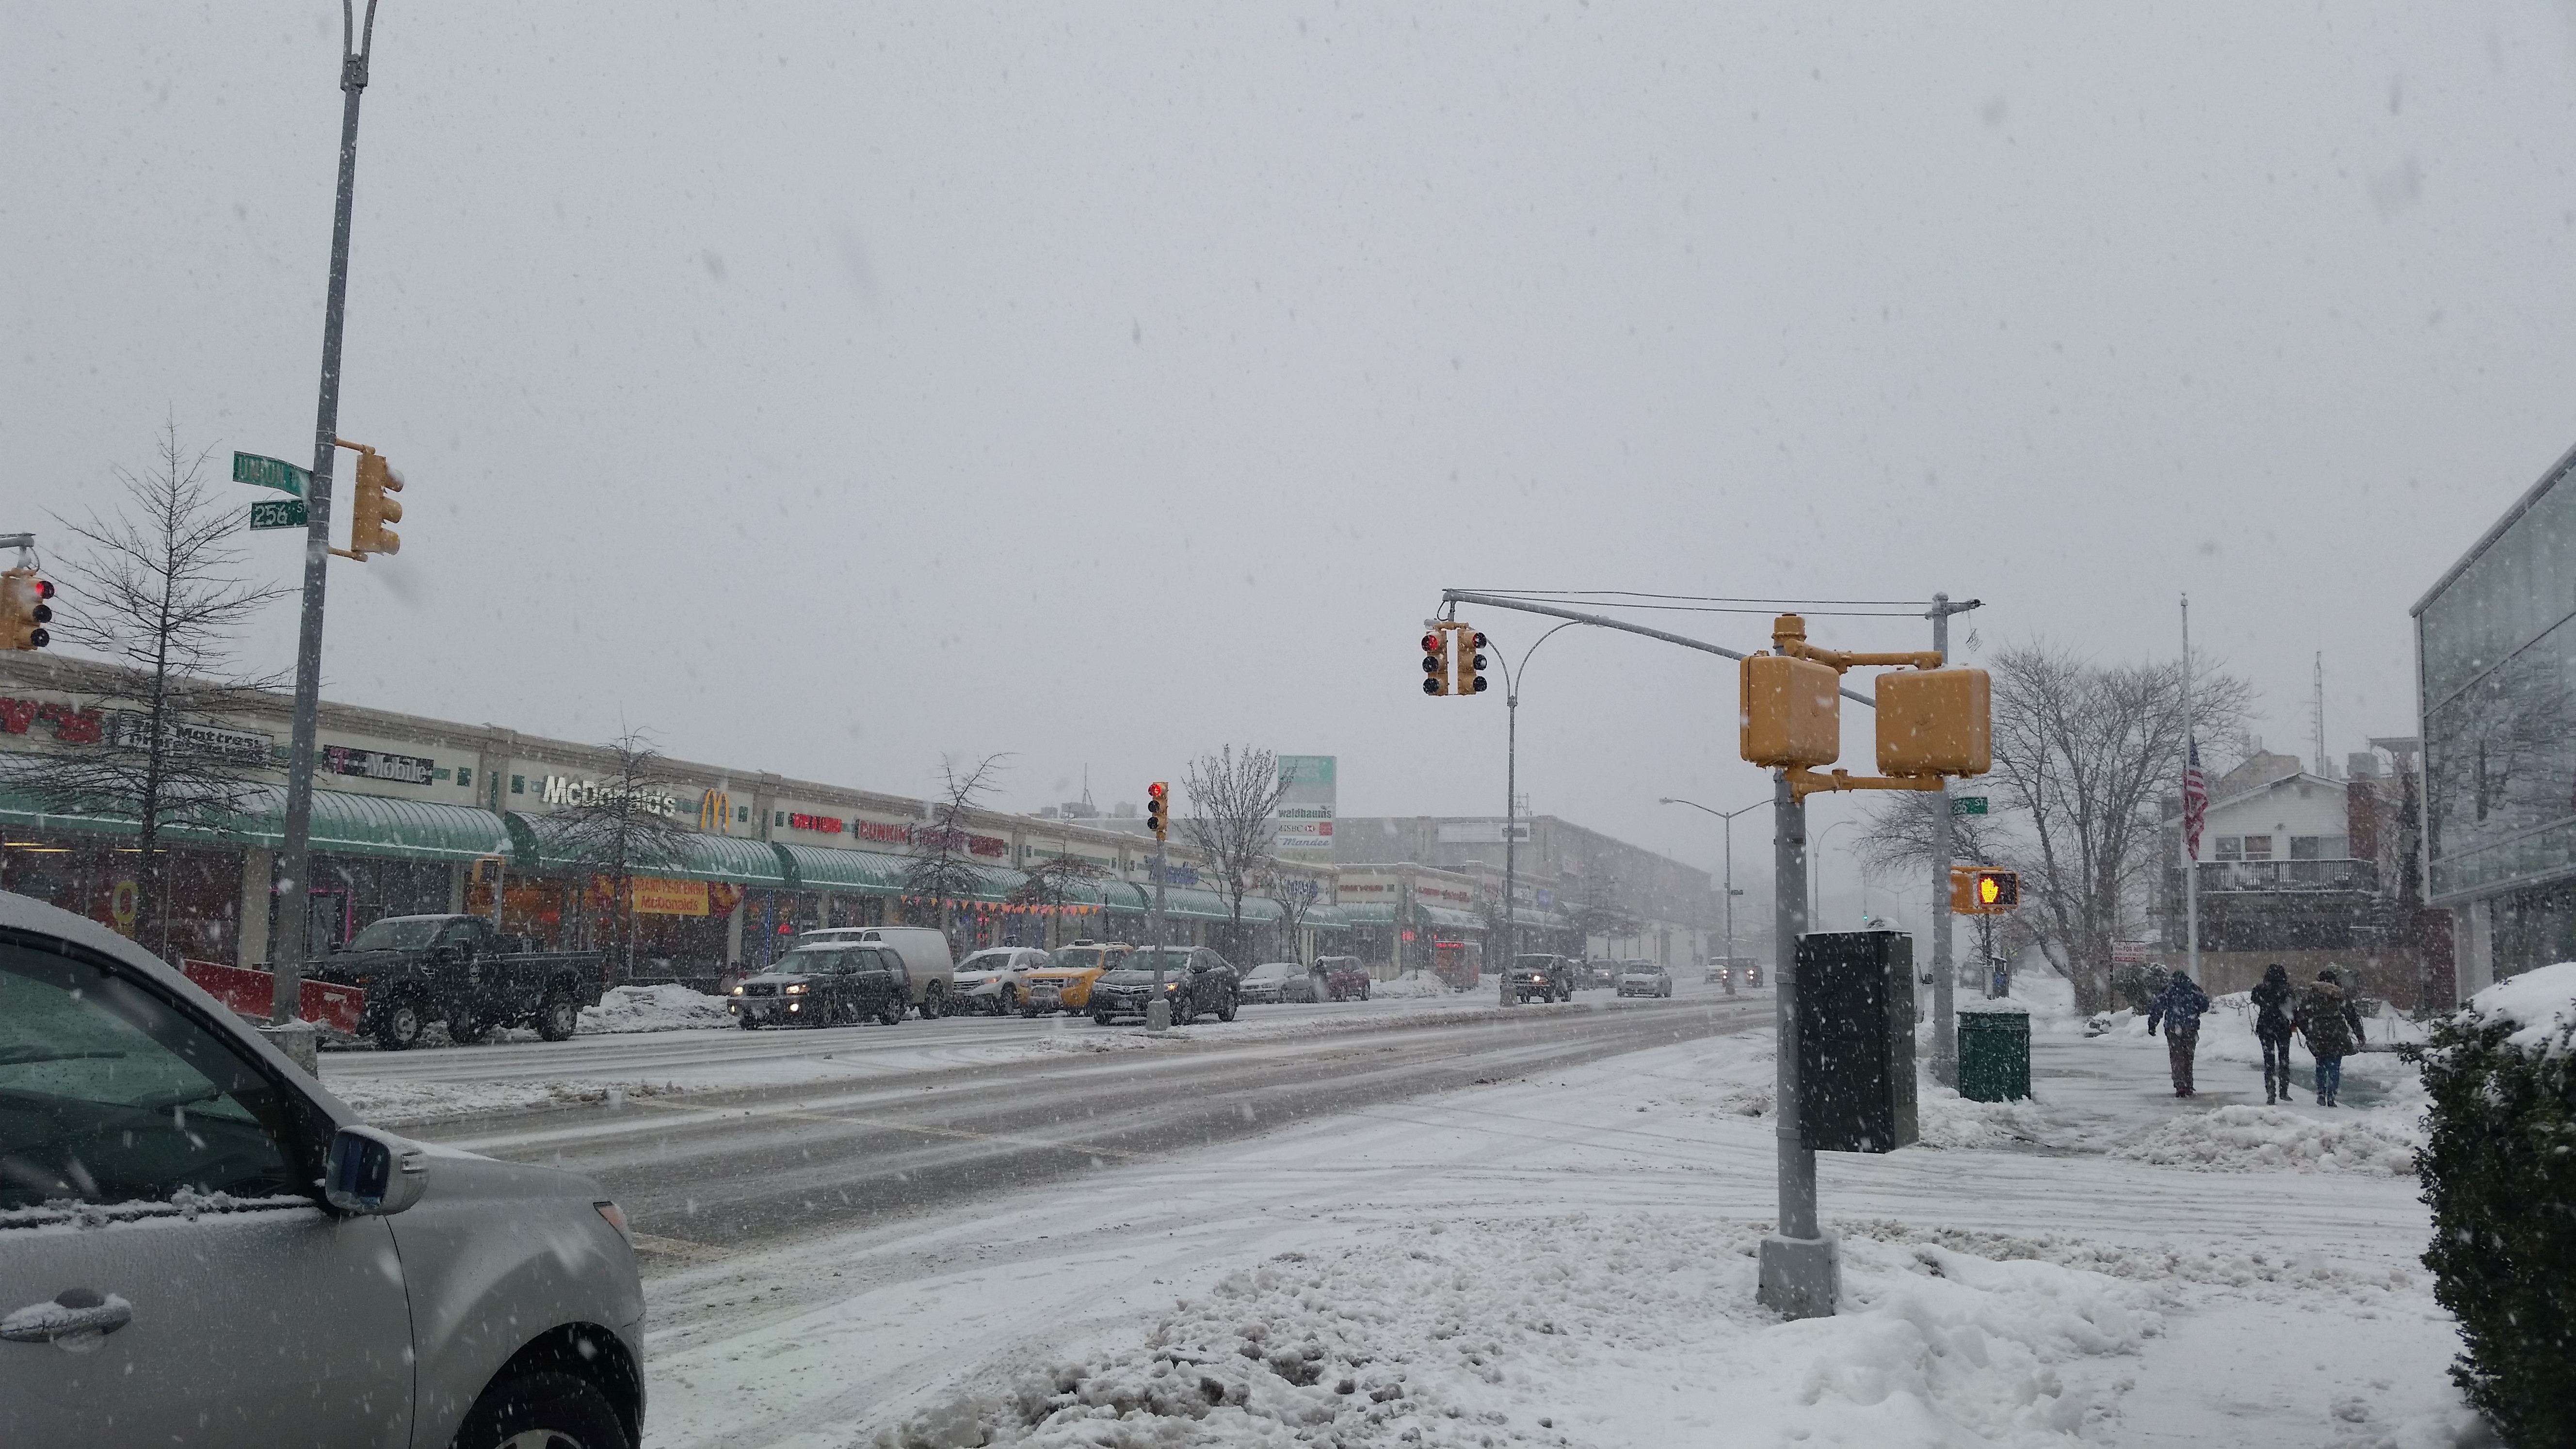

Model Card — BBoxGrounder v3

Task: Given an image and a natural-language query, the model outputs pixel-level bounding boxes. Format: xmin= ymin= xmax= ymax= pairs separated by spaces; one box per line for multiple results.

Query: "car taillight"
xmin=596 ymin=1200 xmax=632 ymax=1246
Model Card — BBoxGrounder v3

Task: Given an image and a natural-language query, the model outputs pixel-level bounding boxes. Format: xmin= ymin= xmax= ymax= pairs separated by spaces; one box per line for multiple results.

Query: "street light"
xmin=1487 ymin=620 xmax=1580 ymax=1003
xmin=1811 ymin=818 xmax=1855 ymax=929
xmin=1658 ymin=794 xmax=1767 ymax=985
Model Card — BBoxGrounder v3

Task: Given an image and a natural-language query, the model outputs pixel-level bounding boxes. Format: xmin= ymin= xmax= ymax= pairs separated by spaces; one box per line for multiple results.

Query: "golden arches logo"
xmin=699 ymin=789 xmax=732 ymax=833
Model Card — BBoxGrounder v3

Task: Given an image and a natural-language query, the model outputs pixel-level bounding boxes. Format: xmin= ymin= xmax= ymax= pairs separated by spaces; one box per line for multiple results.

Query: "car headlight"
xmin=785 ymin=982 xmax=806 ymax=994
xmin=730 ymin=985 xmax=745 ymax=996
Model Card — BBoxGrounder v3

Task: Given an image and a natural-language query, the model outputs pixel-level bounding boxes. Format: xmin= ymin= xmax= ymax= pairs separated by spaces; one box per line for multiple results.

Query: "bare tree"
xmin=543 ymin=731 xmax=693 ymax=982
xmin=902 ymin=754 xmax=1010 ymax=944
xmin=32 ymin=422 xmax=287 ymax=954
xmin=1259 ymin=867 xmax=1322 ymax=963
xmin=1983 ymin=640 xmax=2251 ymax=1012
xmin=1855 ymin=789 xmax=2019 ymax=880
xmin=1178 ymin=745 xmax=1293 ymax=960
xmin=1012 ymin=850 xmax=1108 ymax=945
xmin=1563 ymin=871 xmax=1637 ymax=955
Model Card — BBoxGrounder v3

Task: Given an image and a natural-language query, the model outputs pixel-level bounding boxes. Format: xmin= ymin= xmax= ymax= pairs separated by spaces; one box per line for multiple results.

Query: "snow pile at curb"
xmin=2463 ymin=959 xmax=2576 ymax=1054
xmin=872 ymin=1216 xmax=2163 ymax=1449
xmin=331 ymin=1075 xmax=681 ymax=1125
xmin=580 ymin=982 xmax=733 ymax=1034
xmin=2111 ymin=1104 xmax=2423 ymax=1176
xmin=1917 ymin=1084 xmax=2052 ymax=1150
xmin=1369 ymin=972 xmax=1453 ymax=1000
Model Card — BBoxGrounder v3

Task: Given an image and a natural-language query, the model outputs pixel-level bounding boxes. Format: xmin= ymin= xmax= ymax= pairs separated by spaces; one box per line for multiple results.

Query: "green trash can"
xmin=1956 ymin=1000 xmax=2031 ymax=1102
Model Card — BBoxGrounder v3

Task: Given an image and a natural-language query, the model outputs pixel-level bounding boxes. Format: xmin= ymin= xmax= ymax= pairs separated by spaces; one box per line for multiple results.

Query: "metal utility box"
xmin=1740 ymin=654 xmax=1843 ymax=768
xmin=1875 ymin=667 xmax=1992 ymax=777
xmin=1795 ymin=930 xmax=1918 ymax=1153
xmin=1956 ymin=1001 xmax=2032 ymax=1102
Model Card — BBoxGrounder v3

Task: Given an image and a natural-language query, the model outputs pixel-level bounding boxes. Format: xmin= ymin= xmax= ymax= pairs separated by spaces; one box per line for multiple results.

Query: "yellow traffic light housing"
xmin=332 ymin=438 xmax=403 ymax=560
xmin=1739 ymin=653 xmax=1842 ymax=768
xmin=0 ymin=568 xmax=53 ymax=650
xmin=1145 ymin=781 xmax=1169 ymax=841
xmin=1456 ymin=628 xmax=1489 ymax=696
xmin=1420 ymin=631 xmax=1450 ymax=696
xmin=1875 ymin=667 xmax=1991 ymax=777
xmin=1949 ymin=866 xmax=2019 ymax=914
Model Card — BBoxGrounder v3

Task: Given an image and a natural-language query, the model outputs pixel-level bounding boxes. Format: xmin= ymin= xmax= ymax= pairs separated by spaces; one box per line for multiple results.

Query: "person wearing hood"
xmin=2250 ymin=963 xmax=2300 ymax=1105
xmin=2294 ymin=968 xmax=2367 ymax=1107
xmin=2145 ymin=968 xmax=2212 ymax=1097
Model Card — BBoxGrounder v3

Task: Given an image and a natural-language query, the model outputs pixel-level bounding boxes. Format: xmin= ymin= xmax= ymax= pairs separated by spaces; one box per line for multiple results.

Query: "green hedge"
xmin=2411 ymin=1005 xmax=2576 ymax=1445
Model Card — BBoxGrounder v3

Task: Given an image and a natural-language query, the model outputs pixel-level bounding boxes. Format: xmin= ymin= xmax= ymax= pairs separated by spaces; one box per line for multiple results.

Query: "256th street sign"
xmin=236 ymin=451 xmax=312 ymax=531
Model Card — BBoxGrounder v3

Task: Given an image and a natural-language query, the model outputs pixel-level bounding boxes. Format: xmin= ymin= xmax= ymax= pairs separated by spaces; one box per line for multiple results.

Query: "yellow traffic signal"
xmin=1456 ymin=628 xmax=1489 ymax=696
xmin=1739 ymin=653 xmax=1841 ymax=768
xmin=1145 ymin=781 xmax=1169 ymax=841
xmin=0 ymin=568 xmax=53 ymax=650
xmin=1875 ymin=667 xmax=1991 ymax=777
xmin=1949 ymin=866 xmax=2019 ymax=914
xmin=1420 ymin=631 xmax=1451 ymax=696
xmin=349 ymin=448 xmax=403 ymax=557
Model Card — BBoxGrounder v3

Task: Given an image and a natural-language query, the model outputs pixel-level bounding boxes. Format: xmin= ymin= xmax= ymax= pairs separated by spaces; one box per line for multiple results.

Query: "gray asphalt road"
xmin=410 ymin=994 xmax=1770 ymax=1260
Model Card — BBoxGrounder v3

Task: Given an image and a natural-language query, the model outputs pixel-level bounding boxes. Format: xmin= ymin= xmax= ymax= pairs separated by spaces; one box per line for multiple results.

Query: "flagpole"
xmin=2182 ymin=595 xmax=2200 ymax=983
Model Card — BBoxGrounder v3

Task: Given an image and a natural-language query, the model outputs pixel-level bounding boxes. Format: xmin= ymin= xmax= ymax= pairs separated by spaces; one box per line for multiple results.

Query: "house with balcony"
xmin=2155 ymin=743 xmax=2450 ymax=1007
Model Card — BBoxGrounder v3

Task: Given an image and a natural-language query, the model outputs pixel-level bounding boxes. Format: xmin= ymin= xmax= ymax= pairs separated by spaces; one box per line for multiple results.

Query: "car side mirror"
xmin=325 ymin=1126 xmax=430 ymax=1216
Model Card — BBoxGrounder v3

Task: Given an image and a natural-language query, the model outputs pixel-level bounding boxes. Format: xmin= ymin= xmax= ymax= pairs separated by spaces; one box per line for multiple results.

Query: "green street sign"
xmin=232 ymin=451 xmax=310 ymax=498
xmin=248 ymin=499 xmax=308 ymax=531
xmin=1950 ymin=796 xmax=1989 ymax=816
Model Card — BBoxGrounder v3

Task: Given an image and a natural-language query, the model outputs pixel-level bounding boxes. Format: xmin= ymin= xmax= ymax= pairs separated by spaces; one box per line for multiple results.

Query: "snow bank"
xmin=579 ymin=982 xmax=734 ymax=1034
xmin=872 ymin=1217 xmax=2164 ymax=1449
xmin=2111 ymin=1104 xmax=2423 ymax=1176
xmin=1916 ymin=1084 xmax=2052 ymax=1150
xmin=2463 ymin=959 xmax=2576 ymax=1054
xmin=330 ymin=1075 xmax=681 ymax=1126
xmin=1368 ymin=971 xmax=1452 ymax=999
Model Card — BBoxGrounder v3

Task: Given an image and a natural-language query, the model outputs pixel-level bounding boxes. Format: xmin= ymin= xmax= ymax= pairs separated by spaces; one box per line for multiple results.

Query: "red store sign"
xmin=0 ymin=698 xmax=104 ymax=744
xmin=788 ymin=812 xmax=845 ymax=835
xmin=855 ymin=821 xmax=912 ymax=845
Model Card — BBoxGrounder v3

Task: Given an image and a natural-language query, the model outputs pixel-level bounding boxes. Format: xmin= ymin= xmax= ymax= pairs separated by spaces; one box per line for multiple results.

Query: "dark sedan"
xmin=1088 ymin=948 xmax=1241 ymax=1025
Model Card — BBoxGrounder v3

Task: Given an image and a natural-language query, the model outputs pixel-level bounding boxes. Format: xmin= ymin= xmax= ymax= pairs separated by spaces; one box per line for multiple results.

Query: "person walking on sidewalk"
xmin=2146 ymin=969 xmax=2212 ymax=1097
xmin=2251 ymin=963 xmax=2300 ymax=1104
xmin=2294 ymin=968 xmax=2366 ymax=1107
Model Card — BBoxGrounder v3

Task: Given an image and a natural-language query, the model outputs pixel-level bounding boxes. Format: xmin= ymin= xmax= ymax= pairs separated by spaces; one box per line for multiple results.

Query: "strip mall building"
xmin=0 ymin=655 xmax=1715 ymax=982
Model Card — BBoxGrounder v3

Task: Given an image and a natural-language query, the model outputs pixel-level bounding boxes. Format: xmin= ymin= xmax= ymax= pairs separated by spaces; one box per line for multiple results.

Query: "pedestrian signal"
xmin=1949 ymin=867 xmax=2019 ymax=914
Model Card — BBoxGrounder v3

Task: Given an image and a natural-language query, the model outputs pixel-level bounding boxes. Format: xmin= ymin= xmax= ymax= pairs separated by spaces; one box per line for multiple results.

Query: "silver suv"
xmin=0 ymin=893 xmax=644 ymax=1448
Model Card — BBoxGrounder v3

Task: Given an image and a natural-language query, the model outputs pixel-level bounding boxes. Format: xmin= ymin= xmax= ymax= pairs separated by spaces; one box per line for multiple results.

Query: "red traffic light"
xmin=1146 ymin=782 xmax=1166 ymax=801
xmin=1420 ymin=633 xmax=1440 ymax=653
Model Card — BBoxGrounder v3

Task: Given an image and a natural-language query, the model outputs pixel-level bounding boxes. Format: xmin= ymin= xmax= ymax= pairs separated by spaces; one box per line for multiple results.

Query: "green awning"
xmin=1417 ymin=903 xmax=1485 ymax=932
xmin=775 ymin=844 xmax=906 ymax=893
xmin=1301 ymin=904 xmax=1354 ymax=932
xmin=505 ymin=815 xmax=791 ymax=886
xmin=0 ymin=776 xmax=511 ymax=863
xmin=1337 ymin=902 xmax=1398 ymax=927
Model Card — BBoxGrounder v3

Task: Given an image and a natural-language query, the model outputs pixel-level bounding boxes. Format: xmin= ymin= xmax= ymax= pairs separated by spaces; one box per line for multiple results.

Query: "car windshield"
xmin=1049 ymin=949 xmax=1104 ymax=971
xmin=348 ymin=917 xmax=448 ymax=951
xmin=773 ymin=948 xmax=854 ymax=974
xmin=1244 ymin=963 xmax=1296 ymax=980
xmin=1513 ymin=955 xmax=1557 ymax=969
xmin=958 ymin=952 xmax=1014 ymax=972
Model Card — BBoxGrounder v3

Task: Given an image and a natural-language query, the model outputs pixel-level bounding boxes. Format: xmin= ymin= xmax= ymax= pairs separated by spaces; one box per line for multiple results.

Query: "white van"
xmin=794 ymin=926 xmax=957 ymax=1016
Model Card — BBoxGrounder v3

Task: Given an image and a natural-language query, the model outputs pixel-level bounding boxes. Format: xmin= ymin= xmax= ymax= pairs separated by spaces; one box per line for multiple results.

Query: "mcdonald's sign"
xmin=699 ymin=788 xmax=732 ymax=833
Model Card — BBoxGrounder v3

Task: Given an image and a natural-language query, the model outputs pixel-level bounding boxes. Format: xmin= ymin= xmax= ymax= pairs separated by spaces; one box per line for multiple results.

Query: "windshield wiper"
xmin=0 ymin=1046 xmax=128 ymax=1067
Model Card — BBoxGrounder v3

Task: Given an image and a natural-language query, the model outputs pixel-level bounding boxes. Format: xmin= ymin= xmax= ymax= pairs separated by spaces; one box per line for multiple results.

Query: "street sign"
xmin=248 ymin=499 xmax=308 ymax=531
xmin=1950 ymin=796 xmax=1989 ymax=816
xmin=233 ymin=452 xmax=310 ymax=498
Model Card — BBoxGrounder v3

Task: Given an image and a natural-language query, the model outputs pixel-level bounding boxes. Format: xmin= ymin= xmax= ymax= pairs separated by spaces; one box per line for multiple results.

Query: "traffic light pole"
xmin=1925 ymin=592 xmax=1980 ymax=1086
xmin=273 ymin=2 xmax=380 ymax=1026
xmin=1146 ymin=839 xmax=1171 ymax=1032
xmin=1757 ymin=768 xmax=1835 ymax=1319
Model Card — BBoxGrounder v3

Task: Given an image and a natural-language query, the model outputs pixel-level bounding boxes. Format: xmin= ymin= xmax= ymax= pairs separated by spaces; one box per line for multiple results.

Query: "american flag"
xmin=2182 ymin=738 xmax=2208 ymax=861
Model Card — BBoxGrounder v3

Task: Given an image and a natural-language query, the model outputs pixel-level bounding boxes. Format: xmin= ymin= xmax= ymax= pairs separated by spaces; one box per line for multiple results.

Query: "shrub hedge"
xmin=2410 ymin=1003 xmax=2576 ymax=1446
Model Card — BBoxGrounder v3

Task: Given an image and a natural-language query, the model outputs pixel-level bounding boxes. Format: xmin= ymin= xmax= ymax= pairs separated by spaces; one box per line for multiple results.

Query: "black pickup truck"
xmin=308 ymin=914 xmax=607 ymax=1050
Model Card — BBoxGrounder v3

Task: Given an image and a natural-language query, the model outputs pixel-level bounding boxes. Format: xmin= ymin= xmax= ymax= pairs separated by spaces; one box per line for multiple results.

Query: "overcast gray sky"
xmin=8 ymin=3 xmax=2576 ymax=933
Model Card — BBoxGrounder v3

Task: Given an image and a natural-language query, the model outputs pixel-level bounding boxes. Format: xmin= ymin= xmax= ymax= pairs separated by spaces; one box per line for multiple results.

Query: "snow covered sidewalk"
xmin=632 ymin=977 xmax=2480 ymax=1449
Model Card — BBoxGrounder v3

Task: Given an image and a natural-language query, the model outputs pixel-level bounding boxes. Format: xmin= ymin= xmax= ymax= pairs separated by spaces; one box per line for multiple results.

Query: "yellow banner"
xmin=630 ymin=875 xmax=710 ymax=917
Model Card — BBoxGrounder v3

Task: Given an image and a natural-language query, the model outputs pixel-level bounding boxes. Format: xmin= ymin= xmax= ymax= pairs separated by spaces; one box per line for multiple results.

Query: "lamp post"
xmin=1489 ymin=621 xmax=1580 ymax=1003
xmin=1810 ymin=818 xmax=1854 ymax=931
xmin=1658 ymin=794 xmax=1766 ymax=989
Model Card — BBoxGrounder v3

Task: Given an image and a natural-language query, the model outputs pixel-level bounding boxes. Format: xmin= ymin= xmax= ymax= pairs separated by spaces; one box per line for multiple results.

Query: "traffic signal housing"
xmin=349 ymin=449 xmax=403 ymax=557
xmin=1457 ymin=630 xmax=1489 ymax=695
xmin=1876 ymin=668 xmax=1991 ymax=777
xmin=1949 ymin=866 xmax=2019 ymax=915
xmin=1739 ymin=654 xmax=1842 ymax=768
xmin=1420 ymin=631 xmax=1450 ymax=696
xmin=1145 ymin=781 xmax=1169 ymax=841
xmin=1 ymin=569 xmax=52 ymax=650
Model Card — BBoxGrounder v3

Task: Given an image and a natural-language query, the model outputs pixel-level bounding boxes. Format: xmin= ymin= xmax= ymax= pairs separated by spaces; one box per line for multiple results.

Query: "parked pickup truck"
xmin=307 ymin=914 xmax=606 ymax=1051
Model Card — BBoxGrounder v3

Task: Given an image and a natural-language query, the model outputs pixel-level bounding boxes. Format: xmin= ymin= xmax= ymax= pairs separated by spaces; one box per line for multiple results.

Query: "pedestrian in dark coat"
xmin=2250 ymin=963 xmax=2299 ymax=1105
xmin=2293 ymin=968 xmax=2366 ymax=1107
xmin=2146 ymin=970 xmax=2212 ymax=1097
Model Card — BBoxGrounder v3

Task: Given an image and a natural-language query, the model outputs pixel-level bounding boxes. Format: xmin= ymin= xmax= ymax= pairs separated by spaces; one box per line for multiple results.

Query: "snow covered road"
xmin=623 ymin=979 xmax=2477 ymax=1449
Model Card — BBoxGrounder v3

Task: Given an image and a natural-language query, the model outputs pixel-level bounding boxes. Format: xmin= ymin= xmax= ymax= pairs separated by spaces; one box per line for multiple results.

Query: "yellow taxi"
xmin=1018 ymin=941 xmax=1131 ymax=1016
